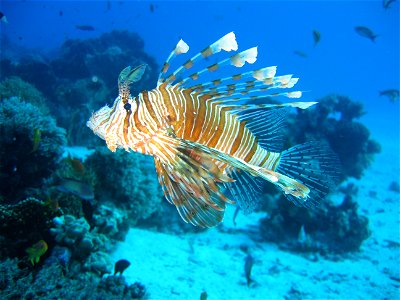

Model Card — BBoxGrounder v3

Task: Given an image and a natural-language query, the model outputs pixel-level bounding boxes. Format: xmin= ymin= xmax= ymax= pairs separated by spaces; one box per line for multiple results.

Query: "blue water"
xmin=2 ymin=0 xmax=399 ymax=141
xmin=0 ymin=0 xmax=399 ymax=299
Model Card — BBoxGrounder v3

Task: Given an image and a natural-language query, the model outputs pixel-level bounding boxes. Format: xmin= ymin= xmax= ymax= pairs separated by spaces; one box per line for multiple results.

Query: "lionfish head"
xmin=86 ymin=95 xmax=138 ymax=141
xmin=87 ymin=65 xmax=145 ymax=152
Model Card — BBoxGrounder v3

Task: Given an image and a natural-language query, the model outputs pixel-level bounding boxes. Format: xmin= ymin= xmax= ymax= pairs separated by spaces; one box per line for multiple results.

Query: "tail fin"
xmin=276 ymin=142 xmax=341 ymax=207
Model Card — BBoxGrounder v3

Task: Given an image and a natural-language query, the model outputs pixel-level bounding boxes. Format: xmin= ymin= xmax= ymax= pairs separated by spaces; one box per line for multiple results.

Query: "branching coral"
xmin=0 ymin=97 xmax=66 ymax=201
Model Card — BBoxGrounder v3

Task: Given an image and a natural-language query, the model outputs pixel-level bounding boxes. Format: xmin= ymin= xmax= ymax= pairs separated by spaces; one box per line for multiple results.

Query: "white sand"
xmin=111 ymin=139 xmax=399 ymax=300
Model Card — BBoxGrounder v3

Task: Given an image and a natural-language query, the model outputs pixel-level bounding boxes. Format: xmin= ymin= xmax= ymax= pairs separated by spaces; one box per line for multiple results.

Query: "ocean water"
xmin=0 ymin=1 xmax=399 ymax=299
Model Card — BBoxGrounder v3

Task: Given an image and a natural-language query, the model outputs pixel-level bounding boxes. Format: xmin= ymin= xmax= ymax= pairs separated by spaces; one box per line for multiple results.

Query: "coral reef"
xmin=50 ymin=214 xmax=118 ymax=277
xmin=0 ymin=76 xmax=49 ymax=113
xmin=0 ymin=197 xmax=61 ymax=259
xmin=0 ymin=258 xmax=147 ymax=299
xmin=0 ymin=57 xmax=57 ymax=99
xmin=85 ymin=147 xmax=163 ymax=226
xmin=97 ymin=276 xmax=147 ymax=299
xmin=259 ymin=195 xmax=370 ymax=256
xmin=0 ymin=30 xmax=156 ymax=300
xmin=51 ymin=30 xmax=158 ymax=93
xmin=0 ymin=97 xmax=66 ymax=201
xmin=92 ymin=204 xmax=130 ymax=240
xmin=288 ymin=94 xmax=381 ymax=179
xmin=50 ymin=215 xmax=110 ymax=259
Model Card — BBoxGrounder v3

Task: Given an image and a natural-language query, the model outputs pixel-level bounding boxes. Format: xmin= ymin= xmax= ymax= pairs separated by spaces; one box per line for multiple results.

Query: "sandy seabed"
xmin=112 ymin=138 xmax=400 ymax=300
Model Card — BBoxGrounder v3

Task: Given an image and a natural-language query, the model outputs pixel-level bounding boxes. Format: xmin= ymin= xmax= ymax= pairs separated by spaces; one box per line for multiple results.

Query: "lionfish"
xmin=87 ymin=32 xmax=339 ymax=227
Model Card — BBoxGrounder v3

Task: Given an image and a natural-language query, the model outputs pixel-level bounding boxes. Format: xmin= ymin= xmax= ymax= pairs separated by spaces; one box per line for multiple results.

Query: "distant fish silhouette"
xmin=0 ymin=11 xmax=8 ymax=23
xmin=200 ymin=290 xmax=208 ymax=300
xmin=294 ymin=50 xmax=308 ymax=58
xmin=233 ymin=206 xmax=240 ymax=226
xmin=106 ymin=0 xmax=111 ymax=12
xmin=244 ymin=253 xmax=254 ymax=286
xmin=75 ymin=25 xmax=95 ymax=31
xmin=383 ymin=0 xmax=396 ymax=9
xmin=150 ymin=3 xmax=155 ymax=12
xmin=312 ymin=30 xmax=321 ymax=47
xmin=354 ymin=26 xmax=378 ymax=42
xmin=379 ymin=89 xmax=399 ymax=102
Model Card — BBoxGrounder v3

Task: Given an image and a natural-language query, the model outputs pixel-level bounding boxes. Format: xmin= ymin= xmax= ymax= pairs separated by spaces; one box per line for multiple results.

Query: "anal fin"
xmin=224 ymin=168 xmax=264 ymax=214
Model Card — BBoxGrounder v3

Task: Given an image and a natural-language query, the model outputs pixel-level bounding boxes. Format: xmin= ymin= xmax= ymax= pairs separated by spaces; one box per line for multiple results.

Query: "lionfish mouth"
xmin=86 ymin=106 xmax=112 ymax=140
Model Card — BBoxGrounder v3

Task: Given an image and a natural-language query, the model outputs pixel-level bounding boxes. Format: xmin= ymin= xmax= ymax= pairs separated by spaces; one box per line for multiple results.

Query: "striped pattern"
xmin=87 ymin=32 xmax=339 ymax=227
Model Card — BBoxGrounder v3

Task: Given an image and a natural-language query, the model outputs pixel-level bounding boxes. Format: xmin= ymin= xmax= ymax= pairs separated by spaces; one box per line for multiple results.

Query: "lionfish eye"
xmin=123 ymin=103 xmax=131 ymax=111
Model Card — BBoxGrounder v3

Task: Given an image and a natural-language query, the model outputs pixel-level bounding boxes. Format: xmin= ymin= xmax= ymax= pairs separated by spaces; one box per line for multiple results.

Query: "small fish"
xmin=244 ymin=253 xmax=254 ymax=287
xmin=56 ymin=178 xmax=94 ymax=202
xmin=293 ymin=50 xmax=308 ymax=58
xmin=150 ymin=4 xmax=155 ymax=12
xmin=297 ymin=225 xmax=308 ymax=244
xmin=233 ymin=206 xmax=240 ymax=226
xmin=383 ymin=0 xmax=396 ymax=9
xmin=59 ymin=10 xmax=63 ymax=17
xmin=66 ymin=155 xmax=85 ymax=176
xmin=200 ymin=290 xmax=208 ymax=300
xmin=355 ymin=26 xmax=378 ymax=42
xmin=106 ymin=0 xmax=111 ymax=11
xmin=44 ymin=194 xmax=60 ymax=212
xmin=87 ymin=32 xmax=339 ymax=228
xmin=0 ymin=11 xmax=8 ymax=23
xmin=114 ymin=259 xmax=131 ymax=275
xmin=32 ymin=128 xmax=41 ymax=152
xmin=75 ymin=25 xmax=95 ymax=31
xmin=312 ymin=30 xmax=321 ymax=47
xmin=26 ymin=240 xmax=48 ymax=265
xmin=379 ymin=89 xmax=399 ymax=102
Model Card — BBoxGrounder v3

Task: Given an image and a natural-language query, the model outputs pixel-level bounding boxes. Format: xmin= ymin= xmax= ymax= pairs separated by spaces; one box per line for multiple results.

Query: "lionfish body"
xmin=88 ymin=32 xmax=339 ymax=227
